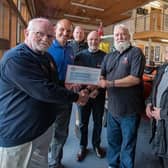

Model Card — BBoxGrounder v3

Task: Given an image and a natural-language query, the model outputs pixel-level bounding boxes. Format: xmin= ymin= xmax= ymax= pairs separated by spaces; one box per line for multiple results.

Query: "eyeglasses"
xmin=31 ymin=31 xmax=55 ymax=40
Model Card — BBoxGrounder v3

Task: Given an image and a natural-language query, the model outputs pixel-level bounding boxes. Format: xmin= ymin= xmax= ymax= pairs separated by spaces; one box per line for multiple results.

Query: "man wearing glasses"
xmin=0 ymin=18 xmax=88 ymax=168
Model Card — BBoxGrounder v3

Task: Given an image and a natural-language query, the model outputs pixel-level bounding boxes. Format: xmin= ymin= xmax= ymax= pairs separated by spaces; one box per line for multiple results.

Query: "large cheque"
xmin=65 ymin=65 xmax=101 ymax=85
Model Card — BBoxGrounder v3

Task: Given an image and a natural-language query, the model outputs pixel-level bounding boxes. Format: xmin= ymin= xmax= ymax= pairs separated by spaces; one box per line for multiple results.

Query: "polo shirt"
xmin=48 ymin=40 xmax=75 ymax=82
xmin=101 ymin=46 xmax=145 ymax=116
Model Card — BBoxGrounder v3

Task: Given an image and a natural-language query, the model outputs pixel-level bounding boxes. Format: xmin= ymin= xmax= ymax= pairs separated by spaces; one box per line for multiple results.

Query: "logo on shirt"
xmin=70 ymin=55 xmax=75 ymax=60
xmin=122 ymin=57 xmax=128 ymax=64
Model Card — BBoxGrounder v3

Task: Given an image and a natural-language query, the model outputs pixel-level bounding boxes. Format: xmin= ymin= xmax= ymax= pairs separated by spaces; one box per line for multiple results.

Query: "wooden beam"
xmin=6 ymin=0 xmax=27 ymax=28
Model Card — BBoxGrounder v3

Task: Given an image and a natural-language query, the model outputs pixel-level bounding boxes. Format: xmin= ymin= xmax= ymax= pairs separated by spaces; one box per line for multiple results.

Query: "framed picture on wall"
xmin=154 ymin=46 xmax=160 ymax=62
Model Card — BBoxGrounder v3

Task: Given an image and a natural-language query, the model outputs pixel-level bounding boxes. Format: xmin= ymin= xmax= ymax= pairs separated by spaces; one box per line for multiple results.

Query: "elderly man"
xmin=99 ymin=24 xmax=145 ymax=168
xmin=146 ymin=46 xmax=168 ymax=168
xmin=0 ymin=18 xmax=88 ymax=168
xmin=75 ymin=31 xmax=106 ymax=162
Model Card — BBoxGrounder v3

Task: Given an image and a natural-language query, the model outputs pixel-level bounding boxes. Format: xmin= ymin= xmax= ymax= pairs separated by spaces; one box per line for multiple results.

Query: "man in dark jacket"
xmin=146 ymin=46 xmax=168 ymax=168
xmin=69 ymin=26 xmax=88 ymax=57
xmin=69 ymin=25 xmax=88 ymax=138
xmin=0 ymin=18 xmax=88 ymax=168
xmin=75 ymin=31 xmax=106 ymax=162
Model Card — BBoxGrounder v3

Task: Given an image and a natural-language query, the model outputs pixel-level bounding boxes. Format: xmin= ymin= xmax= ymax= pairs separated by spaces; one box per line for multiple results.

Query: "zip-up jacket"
xmin=146 ymin=64 xmax=168 ymax=158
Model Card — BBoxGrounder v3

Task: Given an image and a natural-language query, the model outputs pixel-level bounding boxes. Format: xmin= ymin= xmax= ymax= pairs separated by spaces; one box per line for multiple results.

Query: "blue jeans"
xmin=107 ymin=112 xmax=140 ymax=168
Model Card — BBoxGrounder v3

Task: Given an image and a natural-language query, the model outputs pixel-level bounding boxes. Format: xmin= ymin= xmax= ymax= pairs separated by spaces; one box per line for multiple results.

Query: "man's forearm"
xmin=108 ymin=75 xmax=141 ymax=87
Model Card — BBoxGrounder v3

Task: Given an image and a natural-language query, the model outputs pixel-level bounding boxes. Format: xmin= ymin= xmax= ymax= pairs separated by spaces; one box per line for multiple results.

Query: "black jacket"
xmin=146 ymin=64 xmax=168 ymax=158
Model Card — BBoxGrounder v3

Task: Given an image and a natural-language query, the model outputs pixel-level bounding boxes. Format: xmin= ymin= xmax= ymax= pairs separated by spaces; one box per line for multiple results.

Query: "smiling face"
xmin=24 ymin=18 xmax=55 ymax=53
xmin=87 ymin=31 xmax=100 ymax=52
xmin=73 ymin=26 xmax=85 ymax=42
xmin=113 ymin=24 xmax=131 ymax=53
xmin=55 ymin=19 xmax=72 ymax=46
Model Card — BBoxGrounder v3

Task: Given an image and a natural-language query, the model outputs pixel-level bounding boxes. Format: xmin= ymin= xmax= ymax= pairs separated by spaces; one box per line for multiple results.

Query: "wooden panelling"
xmin=33 ymin=0 xmax=151 ymax=26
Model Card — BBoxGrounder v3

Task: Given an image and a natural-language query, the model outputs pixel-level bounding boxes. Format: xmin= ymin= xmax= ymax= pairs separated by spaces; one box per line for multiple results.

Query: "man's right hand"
xmin=76 ymin=89 xmax=89 ymax=106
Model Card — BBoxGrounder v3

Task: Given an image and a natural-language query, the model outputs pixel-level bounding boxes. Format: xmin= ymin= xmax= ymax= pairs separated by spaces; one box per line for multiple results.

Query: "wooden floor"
xmin=29 ymin=105 xmax=162 ymax=168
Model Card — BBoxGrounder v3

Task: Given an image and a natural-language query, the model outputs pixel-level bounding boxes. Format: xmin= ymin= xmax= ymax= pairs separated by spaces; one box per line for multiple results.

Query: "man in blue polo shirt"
xmin=48 ymin=19 xmax=75 ymax=168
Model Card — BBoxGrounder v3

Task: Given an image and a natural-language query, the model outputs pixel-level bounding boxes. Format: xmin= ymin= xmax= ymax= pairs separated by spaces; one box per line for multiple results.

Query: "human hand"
xmin=65 ymin=83 xmax=81 ymax=92
xmin=65 ymin=83 xmax=73 ymax=90
xmin=151 ymin=107 xmax=161 ymax=120
xmin=71 ymin=84 xmax=82 ymax=92
xmin=99 ymin=79 xmax=109 ymax=88
xmin=76 ymin=89 xmax=89 ymax=106
xmin=87 ymin=85 xmax=98 ymax=91
xmin=89 ymin=89 xmax=99 ymax=99
xmin=146 ymin=103 xmax=153 ymax=119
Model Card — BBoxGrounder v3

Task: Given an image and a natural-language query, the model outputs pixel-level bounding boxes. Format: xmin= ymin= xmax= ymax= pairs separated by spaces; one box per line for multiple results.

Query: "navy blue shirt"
xmin=0 ymin=43 xmax=78 ymax=147
xmin=75 ymin=49 xmax=106 ymax=98
xmin=75 ymin=49 xmax=105 ymax=68
xmin=101 ymin=46 xmax=145 ymax=116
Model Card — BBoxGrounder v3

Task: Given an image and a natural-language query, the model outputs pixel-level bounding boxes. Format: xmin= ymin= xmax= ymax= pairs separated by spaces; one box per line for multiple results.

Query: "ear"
xmin=24 ymin=29 xmax=29 ymax=37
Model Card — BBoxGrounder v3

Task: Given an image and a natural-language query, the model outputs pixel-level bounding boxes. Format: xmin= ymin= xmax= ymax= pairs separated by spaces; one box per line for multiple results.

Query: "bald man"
xmin=74 ymin=31 xmax=106 ymax=161
xmin=48 ymin=19 xmax=76 ymax=168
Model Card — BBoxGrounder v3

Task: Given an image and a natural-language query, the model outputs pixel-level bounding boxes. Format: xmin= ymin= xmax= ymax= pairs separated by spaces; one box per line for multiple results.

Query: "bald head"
xmin=55 ymin=19 xmax=73 ymax=46
xmin=73 ymin=26 xmax=85 ymax=42
xmin=87 ymin=31 xmax=100 ymax=52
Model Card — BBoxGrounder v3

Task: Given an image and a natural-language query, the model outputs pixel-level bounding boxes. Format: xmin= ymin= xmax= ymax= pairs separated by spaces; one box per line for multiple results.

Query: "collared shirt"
xmin=101 ymin=46 xmax=145 ymax=116
xmin=48 ymin=40 xmax=75 ymax=81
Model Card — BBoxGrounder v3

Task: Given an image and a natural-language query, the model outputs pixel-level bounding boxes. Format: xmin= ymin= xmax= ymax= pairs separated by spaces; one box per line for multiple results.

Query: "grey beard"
xmin=114 ymin=41 xmax=130 ymax=53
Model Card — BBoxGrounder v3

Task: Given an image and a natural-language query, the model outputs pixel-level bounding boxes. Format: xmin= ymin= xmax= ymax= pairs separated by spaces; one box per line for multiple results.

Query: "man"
xmin=99 ymin=24 xmax=145 ymax=168
xmin=69 ymin=25 xmax=88 ymax=57
xmin=69 ymin=25 xmax=88 ymax=138
xmin=146 ymin=46 xmax=168 ymax=168
xmin=0 ymin=18 xmax=88 ymax=168
xmin=75 ymin=31 xmax=106 ymax=161
xmin=48 ymin=19 xmax=78 ymax=168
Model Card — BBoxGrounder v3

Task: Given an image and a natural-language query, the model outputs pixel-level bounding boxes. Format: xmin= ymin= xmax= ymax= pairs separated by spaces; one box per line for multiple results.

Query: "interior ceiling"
xmin=34 ymin=0 xmax=152 ymax=26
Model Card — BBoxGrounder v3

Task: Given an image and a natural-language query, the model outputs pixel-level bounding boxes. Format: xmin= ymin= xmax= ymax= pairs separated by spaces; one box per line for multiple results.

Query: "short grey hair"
xmin=27 ymin=17 xmax=53 ymax=31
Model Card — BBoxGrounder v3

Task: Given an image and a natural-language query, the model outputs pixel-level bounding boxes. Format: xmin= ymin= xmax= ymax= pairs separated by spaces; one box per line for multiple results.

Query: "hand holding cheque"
xmin=65 ymin=65 xmax=102 ymax=102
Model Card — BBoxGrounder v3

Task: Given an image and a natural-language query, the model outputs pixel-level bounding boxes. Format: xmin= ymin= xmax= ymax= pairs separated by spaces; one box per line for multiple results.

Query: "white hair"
xmin=27 ymin=17 xmax=53 ymax=31
xmin=113 ymin=24 xmax=130 ymax=35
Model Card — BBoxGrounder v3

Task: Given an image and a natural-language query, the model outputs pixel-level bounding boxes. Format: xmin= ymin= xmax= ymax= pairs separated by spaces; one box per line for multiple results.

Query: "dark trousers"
xmin=78 ymin=96 xmax=105 ymax=149
xmin=107 ymin=112 xmax=140 ymax=168
xmin=48 ymin=103 xmax=72 ymax=167
xmin=159 ymin=157 xmax=168 ymax=168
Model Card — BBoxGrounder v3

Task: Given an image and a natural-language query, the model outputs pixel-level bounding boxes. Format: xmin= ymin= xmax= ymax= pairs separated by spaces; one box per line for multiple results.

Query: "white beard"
xmin=114 ymin=41 xmax=130 ymax=53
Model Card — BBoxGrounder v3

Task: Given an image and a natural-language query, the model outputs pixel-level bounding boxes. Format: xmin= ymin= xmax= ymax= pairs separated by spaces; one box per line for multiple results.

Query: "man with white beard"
xmin=99 ymin=24 xmax=145 ymax=168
